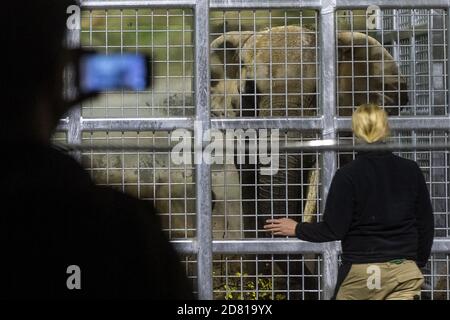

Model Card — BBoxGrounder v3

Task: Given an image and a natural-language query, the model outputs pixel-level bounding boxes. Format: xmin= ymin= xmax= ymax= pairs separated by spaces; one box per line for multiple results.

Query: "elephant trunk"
xmin=257 ymin=150 xmax=303 ymax=237
xmin=240 ymin=96 xmax=317 ymax=237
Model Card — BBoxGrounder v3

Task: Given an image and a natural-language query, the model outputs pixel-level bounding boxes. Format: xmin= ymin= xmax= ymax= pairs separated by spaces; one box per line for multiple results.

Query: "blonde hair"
xmin=352 ymin=104 xmax=390 ymax=143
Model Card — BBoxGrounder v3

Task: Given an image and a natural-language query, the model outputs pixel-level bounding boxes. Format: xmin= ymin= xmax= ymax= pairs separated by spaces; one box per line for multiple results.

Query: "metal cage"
xmin=56 ymin=0 xmax=450 ymax=300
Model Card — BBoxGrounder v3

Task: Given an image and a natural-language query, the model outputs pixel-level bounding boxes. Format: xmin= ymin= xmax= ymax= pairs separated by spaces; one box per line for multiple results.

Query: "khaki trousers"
xmin=336 ymin=260 xmax=424 ymax=300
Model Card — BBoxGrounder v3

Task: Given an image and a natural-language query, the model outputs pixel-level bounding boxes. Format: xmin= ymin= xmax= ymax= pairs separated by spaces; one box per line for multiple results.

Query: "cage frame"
xmin=56 ymin=0 xmax=450 ymax=300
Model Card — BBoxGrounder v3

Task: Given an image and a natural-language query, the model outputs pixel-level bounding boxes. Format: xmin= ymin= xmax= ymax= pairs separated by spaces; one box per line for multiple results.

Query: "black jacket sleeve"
xmin=414 ymin=165 xmax=434 ymax=268
xmin=295 ymin=169 xmax=354 ymax=242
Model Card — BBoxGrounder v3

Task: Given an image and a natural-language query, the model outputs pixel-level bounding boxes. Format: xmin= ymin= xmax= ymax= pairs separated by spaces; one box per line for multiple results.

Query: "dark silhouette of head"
xmin=4 ymin=1 xmax=76 ymax=142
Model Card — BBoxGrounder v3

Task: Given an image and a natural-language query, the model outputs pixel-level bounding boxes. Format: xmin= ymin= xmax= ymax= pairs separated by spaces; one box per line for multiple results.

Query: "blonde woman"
xmin=264 ymin=104 xmax=434 ymax=300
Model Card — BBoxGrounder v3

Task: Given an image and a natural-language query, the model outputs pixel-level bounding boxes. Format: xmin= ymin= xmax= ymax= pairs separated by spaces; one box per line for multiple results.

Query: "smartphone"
xmin=79 ymin=53 xmax=151 ymax=93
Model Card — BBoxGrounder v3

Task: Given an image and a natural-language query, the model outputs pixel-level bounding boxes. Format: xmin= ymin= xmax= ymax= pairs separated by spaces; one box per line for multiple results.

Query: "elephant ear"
xmin=337 ymin=32 xmax=395 ymax=70
xmin=337 ymin=32 xmax=408 ymax=110
xmin=210 ymin=31 xmax=253 ymax=84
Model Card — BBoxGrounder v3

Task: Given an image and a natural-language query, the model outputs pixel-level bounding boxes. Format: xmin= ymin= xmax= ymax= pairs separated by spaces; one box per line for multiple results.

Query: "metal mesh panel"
xmin=207 ymin=10 xmax=323 ymax=300
xmin=336 ymin=9 xmax=448 ymax=116
xmin=81 ymin=131 xmax=195 ymax=239
xmin=212 ymin=254 xmax=322 ymax=300
xmin=181 ymin=255 xmax=199 ymax=297
xmin=210 ymin=10 xmax=320 ymax=117
xmin=393 ymin=131 xmax=450 ymax=238
xmin=423 ymin=254 xmax=450 ymax=300
xmin=180 ymin=254 xmax=322 ymax=300
xmin=210 ymin=132 xmax=321 ymax=239
xmin=80 ymin=9 xmax=194 ymax=117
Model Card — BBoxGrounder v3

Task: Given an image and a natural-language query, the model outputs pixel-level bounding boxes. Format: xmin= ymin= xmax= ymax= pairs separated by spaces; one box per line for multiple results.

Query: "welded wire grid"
xmin=180 ymin=254 xmax=322 ymax=300
xmin=55 ymin=1 xmax=450 ymax=300
xmin=80 ymin=8 xmax=194 ymax=117
xmin=210 ymin=10 xmax=319 ymax=117
xmin=337 ymin=130 xmax=450 ymax=238
xmin=335 ymin=9 xmax=447 ymax=116
xmin=210 ymin=132 xmax=321 ymax=239
xmin=181 ymin=255 xmax=198 ymax=296
xmin=423 ymin=254 xmax=450 ymax=300
xmin=81 ymin=131 xmax=195 ymax=239
xmin=211 ymin=254 xmax=322 ymax=300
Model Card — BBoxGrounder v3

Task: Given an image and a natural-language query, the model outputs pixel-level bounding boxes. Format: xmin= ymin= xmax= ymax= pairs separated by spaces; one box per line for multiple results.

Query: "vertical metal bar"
xmin=120 ymin=10 xmax=125 ymax=118
xmin=320 ymin=1 xmax=339 ymax=300
xmin=322 ymin=242 xmax=339 ymax=299
xmin=447 ymin=5 xmax=450 ymax=116
xmin=411 ymin=10 xmax=418 ymax=115
xmin=447 ymin=254 xmax=450 ymax=298
xmin=166 ymin=9 xmax=170 ymax=115
xmin=195 ymin=0 xmax=213 ymax=300
xmin=427 ymin=11 xmax=433 ymax=116
xmin=66 ymin=25 xmax=82 ymax=162
xmin=106 ymin=10 xmax=110 ymax=117
xmin=446 ymin=6 xmax=450 ymax=239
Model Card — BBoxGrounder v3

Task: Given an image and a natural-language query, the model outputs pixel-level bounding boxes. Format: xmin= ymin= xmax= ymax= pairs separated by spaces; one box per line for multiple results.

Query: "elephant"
xmin=209 ymin=25 xmax=410 ymax=298
xmin=210 ymin=26 xmax=409 ymax=239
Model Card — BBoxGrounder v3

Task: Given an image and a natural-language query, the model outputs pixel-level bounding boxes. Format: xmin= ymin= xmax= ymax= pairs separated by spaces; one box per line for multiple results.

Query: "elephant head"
xmin=238 ymin=25 xmax=318 ymax=117
xmin=210 ymin=26 xmax=408 ymax=117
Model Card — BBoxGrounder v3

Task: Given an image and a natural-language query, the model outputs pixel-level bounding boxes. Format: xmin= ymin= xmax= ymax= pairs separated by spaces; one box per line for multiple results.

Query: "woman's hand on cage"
xmin=264 ymin=218 xmax=298 ymax=236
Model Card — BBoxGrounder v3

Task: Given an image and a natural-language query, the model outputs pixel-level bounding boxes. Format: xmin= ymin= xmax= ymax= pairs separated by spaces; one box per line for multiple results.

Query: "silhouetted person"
xmin=0 ymin=1 xmax=193 ymax=299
